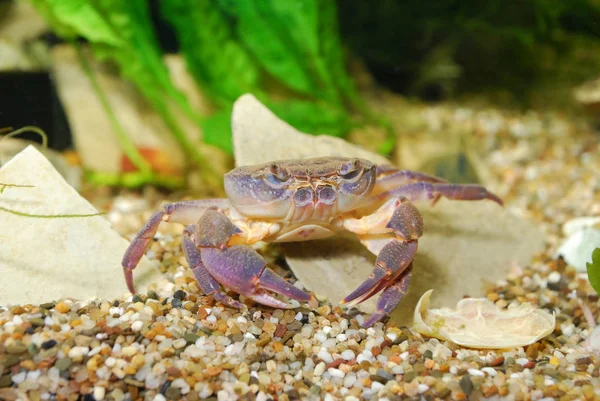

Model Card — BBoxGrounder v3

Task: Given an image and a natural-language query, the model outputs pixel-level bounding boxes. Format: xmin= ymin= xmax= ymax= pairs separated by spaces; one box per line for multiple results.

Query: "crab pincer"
xmin=188 ymin=208 xmax=312 ymax=309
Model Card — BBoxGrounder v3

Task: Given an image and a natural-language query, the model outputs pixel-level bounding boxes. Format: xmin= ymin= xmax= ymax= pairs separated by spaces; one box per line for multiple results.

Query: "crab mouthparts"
xmin=293 ymin=184 xmax=336 ymax=207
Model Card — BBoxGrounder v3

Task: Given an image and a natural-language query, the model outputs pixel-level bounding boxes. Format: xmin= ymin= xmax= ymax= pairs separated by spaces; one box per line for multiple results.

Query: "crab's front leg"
xmin=186 ymin=208 xmax=313 ymax=309
xmin=122 ymin=199 xmax=228 ymax=293
xmin=342 ymin=198 xmax=423 ymax=327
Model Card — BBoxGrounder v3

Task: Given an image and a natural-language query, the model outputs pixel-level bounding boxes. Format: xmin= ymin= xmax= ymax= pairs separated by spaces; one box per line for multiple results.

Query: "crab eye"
xmin=339 ymin=159 xmax=362 ymax=180
xmin=265 ymin=164 xmax=290 ymax=186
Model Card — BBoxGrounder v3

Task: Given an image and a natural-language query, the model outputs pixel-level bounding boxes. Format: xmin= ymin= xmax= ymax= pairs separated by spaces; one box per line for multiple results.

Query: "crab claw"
xmin=201 ymin=245 xmax=312 ymax=308
xmin=341 ymin=240 xmax=417 ymax=305
xmin=361 ymin=266 xmax=412 ymax=327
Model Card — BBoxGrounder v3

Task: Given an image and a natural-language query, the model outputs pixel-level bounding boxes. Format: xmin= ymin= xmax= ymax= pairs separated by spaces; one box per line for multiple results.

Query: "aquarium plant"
xmin=29 ymin=0 xmax=393 ymax=188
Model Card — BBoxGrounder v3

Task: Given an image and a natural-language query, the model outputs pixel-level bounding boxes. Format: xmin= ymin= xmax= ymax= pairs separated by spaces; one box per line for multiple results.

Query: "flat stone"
xmin=0 ymin=146 xmax=160 ymax=306
xmin=231 ymin=94 xmax=389 ymax=167
xmin=231 ymin=94 xmax=546 ymax=324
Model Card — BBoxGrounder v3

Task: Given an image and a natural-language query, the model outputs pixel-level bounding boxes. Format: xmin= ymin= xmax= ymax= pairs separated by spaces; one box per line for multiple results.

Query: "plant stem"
xmin=75 ymin=42 xmax=154 ymax=180
xmin=0 ymin=205 xmax=104 ymax=218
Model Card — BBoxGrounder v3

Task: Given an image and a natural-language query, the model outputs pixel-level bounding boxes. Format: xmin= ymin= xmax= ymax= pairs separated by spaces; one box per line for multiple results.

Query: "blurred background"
xmin=2 ymin=0 xmax=600 ymax=192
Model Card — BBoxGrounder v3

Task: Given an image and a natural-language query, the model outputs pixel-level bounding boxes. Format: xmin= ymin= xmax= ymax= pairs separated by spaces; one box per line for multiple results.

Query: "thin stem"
xmin=74 ymin=42 xmax=153 ymax=178
xmin=0 ymin=184 xmax=35 ymax=194
xmin=1 ymin=126 xmax=49 ymax=148
xmin=0 ymin=205 xmax=104 ymax=218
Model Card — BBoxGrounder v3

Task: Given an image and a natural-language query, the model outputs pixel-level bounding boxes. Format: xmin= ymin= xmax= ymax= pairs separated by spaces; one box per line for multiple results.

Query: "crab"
xmin=122 ymin=157 xmax=502 ymax=327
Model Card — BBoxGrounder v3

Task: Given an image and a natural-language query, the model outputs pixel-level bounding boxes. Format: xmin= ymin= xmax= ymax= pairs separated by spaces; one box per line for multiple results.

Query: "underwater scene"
xmin=0 ymin=1 xmax=600 ymax=400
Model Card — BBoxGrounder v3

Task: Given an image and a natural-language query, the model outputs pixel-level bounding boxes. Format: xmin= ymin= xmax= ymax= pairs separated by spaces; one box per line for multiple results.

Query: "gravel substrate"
xmin=1 ymin=103 xmax=600 ymax=401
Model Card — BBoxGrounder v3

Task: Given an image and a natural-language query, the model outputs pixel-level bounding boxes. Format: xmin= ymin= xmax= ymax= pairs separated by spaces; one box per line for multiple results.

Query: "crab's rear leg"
xmin=341 ymin=200 xmax=422 ymax=324
xmin=190 ymin=209 xmax=313 ymax=309
xmin=122 ymin=199 xmax=227 ymax=293
xmin=373 ymin=165 xmax=448 ymax=195
xmin=375 ymin=182 xmax=503 ymax=206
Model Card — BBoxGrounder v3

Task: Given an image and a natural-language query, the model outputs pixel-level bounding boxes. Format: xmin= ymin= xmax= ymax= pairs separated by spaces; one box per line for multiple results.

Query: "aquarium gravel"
xmin=1 ymin=105 xmax=600 ymax=401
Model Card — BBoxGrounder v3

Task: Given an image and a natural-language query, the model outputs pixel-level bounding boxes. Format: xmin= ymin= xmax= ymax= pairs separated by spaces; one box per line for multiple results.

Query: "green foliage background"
xmin=338 ymin=0 xmax=600 ymax=106
xmin=29 ymin=0 xmax=600 ymax=187
xmin=30 ymin=0 xmax=393 ymax=188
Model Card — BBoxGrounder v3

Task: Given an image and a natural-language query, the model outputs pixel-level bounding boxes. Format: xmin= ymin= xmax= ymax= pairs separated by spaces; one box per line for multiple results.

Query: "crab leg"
xmin=373 ymin=166 xmax=448 ymax=195
xmin=362 ymin=265 xmax=412 ymax=328
xmin=122 ymin=199 xmax=227 ymax=293
xmin=374 ymin=182 xmax=503 ymax=206
xmin=341 ymin=200 xmax=422 ymax=310
xmin=192 ymin=208 xmax=312 ymax=309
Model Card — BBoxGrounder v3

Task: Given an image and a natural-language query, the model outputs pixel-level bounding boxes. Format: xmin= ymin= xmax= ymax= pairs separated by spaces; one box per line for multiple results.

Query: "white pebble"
xmin=547 ymin=271 xmax=561 ymax=283
xmin=173 ymin=339 xmax=187 ymax=349
xmin=481 ymin=367 xmax=497 ymax=377
xmin=516 ymin=358 xmax=529 ymax=366
xmin=237 ymin=316 xmax=247 ymax=324
xmin=317 ymin=349 xmax=333 ymax=364
xmin=343 ymin=374 xmax=357 ymax=388
xmin=371 ymin=381 xmax=384 ymax=392
xmin=152 ymin=395 xmax=166 ymax=401
xmin=131 ymin=320 xmax=143 ymax=332
xmin=323 ymin=326 xmax=332 ymax=335
xmin=11 ymin=372 xmax=26 ymax=384
xmin=336 ymin=333 xmax=347 ymax=342
xmin=341 ymin=349 xmax=355 ymax=361
xmin=93 ymin=386 xmax=106 ymax=400
xmin=295 ymin=312 xmax=303 ymax=320
xmin=328 ymin=368 xmax=345 ymax=378
xmin=314 ymin=362 xmax=326 ymax=376
xmin=68 ymin=346 xmax=90 ymax=359
xmin=266 ymin=360 xmax=277 ymax=373
xmin=206 ymin=315 xmax=217 ymax=323
xmin=417 ymin=384 xmax=429 ymax=394
xmin=104 ymin=357 xmax=116 ymax=367
xmin=468 ymin=368 xmax=485 ymax=377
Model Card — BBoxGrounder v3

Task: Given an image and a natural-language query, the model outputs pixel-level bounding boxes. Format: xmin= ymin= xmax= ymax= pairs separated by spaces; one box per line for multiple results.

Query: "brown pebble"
xmin=10 ymin=306 xmax=26 ymax=315
xmin=274 ymin=324 xmax=287 ymax=338
xmin=326 ymin=358 xmax=345 ymax=369
xmin=523 ymin=361 xmax=536 ymax=369
xmin=576 ymin=356 xmax=592 ymax=365
xmin=206 ymin=366 xmax=223 ymax=377
xmin=526 ymin=343 xmax=539 ymax=360
xmin=128 ymin=386 xmax=139 ymax=400
xmin=197 ymin=308 xmax=209 ymax=320
xmin=166 ymin=366 xmax=181 ymax=378
xmin=489 ymin=356 xmax=504 ymax=367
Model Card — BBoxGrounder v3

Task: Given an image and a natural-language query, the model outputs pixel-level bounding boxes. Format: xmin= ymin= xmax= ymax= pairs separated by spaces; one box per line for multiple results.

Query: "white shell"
xmin=413 ymin=290 xmax=555 ymax=349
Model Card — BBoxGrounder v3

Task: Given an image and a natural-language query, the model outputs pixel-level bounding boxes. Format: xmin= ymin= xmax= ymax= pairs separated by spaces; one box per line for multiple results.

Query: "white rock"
xmin=0 ymin=146 xmax=160 ymax=305
xmin=557 ymin=227 xmax=600 ymax=272
xmin=562 ymin=216 xmax=600 ymax=236
xmin=231 ymin=94 xmax=389 ymax=167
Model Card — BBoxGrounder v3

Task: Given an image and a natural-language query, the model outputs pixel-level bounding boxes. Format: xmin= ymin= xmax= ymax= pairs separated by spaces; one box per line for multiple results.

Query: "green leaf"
xmin=31 ymin=0 xmax=122 ymax=45
xmin=587 ymin=247 xmax=600 ymax=296
xmin=231 ymin=0 xmax=316 ymax=95
xmin=161 ymin=0 xmax=261 ymax=105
